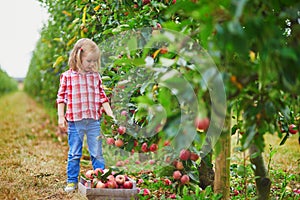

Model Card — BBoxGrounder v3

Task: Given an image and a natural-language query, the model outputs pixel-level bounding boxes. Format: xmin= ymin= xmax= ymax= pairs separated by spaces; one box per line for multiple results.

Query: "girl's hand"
xmin=58 ymin=116 xmax=67 ymax=133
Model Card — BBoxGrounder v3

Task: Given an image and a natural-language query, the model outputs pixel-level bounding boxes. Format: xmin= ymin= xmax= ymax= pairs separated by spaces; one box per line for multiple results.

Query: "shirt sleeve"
xmin=56 ymin=73 xmax=68 ymax=104
xmin=99 ymin=76 xmax=109 ymax=104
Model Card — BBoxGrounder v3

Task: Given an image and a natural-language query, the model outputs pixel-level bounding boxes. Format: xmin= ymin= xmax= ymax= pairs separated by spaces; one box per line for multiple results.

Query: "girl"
xmin=56 ymin=38 xmax=114 ymax=192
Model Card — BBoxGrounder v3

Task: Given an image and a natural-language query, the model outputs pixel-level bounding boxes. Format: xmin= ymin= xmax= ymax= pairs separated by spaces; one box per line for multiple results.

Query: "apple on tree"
xmin=117 ymin=126 xmax=126 ymax=135
xmin=190 ymin=152 xmax=199 ymax=161
xmin=115 ymin=139 xmax=124 ymax=147
xmin=121 ymin=110 xmax=127 ymax=116
xmin=149 ymin=143 xmax=158 ymax=152
xmin=179 ymin=149 xmax=191 ymax=161
xmin=180 ymin=175 xmax=190 ymax=185
xmin=194 ymin=116 xmax=210 ymax=131
xmin=106 ymin=137 xmax=115 ymax=145
xmin=288 ymin=124 xmax=298 ymax=134
xmin=141 ymin=142 xmax=149 ymax=152
xmin=173 ymin=170 xmax=182 ymax=180
xmin=175 ymin=161 xmax=184 ymax=170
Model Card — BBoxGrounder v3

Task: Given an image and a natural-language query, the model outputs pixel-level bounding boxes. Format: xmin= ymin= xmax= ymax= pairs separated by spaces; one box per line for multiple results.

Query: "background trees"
xmin=0 ymin=68 xmax=18 ymax=96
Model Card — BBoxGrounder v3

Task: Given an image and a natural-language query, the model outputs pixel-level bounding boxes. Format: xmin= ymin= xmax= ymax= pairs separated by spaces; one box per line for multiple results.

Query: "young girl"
xmin=56 ymin=38 xmax=114 ymax=192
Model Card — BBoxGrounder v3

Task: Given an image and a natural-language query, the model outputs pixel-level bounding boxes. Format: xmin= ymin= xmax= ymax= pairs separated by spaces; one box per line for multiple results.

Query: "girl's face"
xmin=81 ymin=51 xmax=99 ymax=72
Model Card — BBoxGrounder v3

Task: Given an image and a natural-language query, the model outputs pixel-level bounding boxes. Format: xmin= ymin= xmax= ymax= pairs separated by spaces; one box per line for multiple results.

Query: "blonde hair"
xmin=68 ymin=38 xmax=101 ymax=72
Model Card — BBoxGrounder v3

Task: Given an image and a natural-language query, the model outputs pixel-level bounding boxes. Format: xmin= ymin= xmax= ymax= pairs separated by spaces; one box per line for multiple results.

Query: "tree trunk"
xmin=198 ymin=151 xmax=214 ymax=189
xmin=249 ymin=143 xmax=271 ymax=200
xmin=214 ymin=130 xmax=231 ymax=200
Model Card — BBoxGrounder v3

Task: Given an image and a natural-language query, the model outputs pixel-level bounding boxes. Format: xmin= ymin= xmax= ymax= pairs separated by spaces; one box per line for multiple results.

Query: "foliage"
xmin=0 ymin=67 xmax=18 ymax=96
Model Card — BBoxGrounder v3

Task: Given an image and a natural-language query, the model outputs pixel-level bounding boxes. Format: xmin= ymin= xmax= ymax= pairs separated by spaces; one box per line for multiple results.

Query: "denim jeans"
xmin=67 ymin=119 xmax=105 ymax=183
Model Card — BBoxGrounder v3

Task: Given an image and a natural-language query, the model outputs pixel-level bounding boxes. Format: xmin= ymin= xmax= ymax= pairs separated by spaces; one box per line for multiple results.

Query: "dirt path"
xmin=0 ymin=91 xmax=85 ymax=200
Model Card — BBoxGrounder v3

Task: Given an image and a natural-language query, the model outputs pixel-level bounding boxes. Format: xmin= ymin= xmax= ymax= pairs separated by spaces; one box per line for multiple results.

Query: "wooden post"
xmin=214 ymin=129 xmax=231 ymax=199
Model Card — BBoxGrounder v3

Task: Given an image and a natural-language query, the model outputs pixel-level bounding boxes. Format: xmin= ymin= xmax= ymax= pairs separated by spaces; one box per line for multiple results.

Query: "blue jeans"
xmin=67 ymin=119 xmax=105 ymax=183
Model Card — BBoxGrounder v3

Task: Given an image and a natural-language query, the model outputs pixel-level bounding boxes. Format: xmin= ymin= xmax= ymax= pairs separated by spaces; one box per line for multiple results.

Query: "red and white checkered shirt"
xmin=56 ymin=69 xmax=109 ymax=121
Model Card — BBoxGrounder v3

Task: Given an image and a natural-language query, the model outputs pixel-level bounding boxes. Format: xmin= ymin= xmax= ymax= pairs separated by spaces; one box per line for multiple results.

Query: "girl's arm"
xmin=102 ymin=102 xmax=115 ymax=119
xmin=57 ymin=103 xmax=67 ymax=130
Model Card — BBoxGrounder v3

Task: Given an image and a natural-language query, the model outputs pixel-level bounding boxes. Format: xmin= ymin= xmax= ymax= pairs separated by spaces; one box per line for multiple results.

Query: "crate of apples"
xmin=79 ymin=168 xmax=138 ymax=200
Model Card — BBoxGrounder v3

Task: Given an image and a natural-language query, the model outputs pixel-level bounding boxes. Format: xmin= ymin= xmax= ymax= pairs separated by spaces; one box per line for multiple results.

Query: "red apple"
xmin=92 ymin=177 xmax=100 ymax=185
xmin=118 ymin=126 xmax=126 ymax=135
xmin=143 ymin=188 xmax=150 ymax=196
xmin=288 ymin=124 xmax=298 ymax=134
xmin=133 ymin=3 xmax=138 ymax=9
xmin=176 ymin=161 xmax=184 ymax=170
xmin=135 ymin=160 xmax=140 ymax=164
xmin=149 ymin=143 xmax=158 ymax=152
xmin=164 ymin=178 xmax=172 ymax=185
xmin=142 ymin=0 xmax=151 ymax=5
xmin=153 ymin=23 xmax=162 ymax=30
xmin=172 ymin=0 xmax=176 ymax=4
xmin=164 ymin=140 xmax=171 ymax=146
xmin=115 ymin=139 xmax=124 ymax=147
xmin=123 ymin=181 xmax=133 ymax=189
xmin=85 ymin=169 xmax=94 ymax=179
xmin=115 ymin=175 xmax=126 ymax=185
xmin=116 ymin=160 xmax=124 ymax=167
xmin=179 ymin=149 xmax=191 ymax=161
xmin=180 ymin=175 xmax=190 ymax=184
xmin=194 ymin=117 xmax=210 ymax=131
xmin=233 ymin=189 xmax=239 ymax=196
xmin=169 ymin=194 xmax=176 ymax=199
xmin=141 ymin=142 xmax=148 ymax=152
xmin=106 ymin=137 xmax=115 ymax=145
xmin=121 ymin=110 xmax=127 ymax=116
xmin=106 ymin=180 xmax=117 ymax=188
xmin=96 ymin=180 xmax=106 ymax=188
xmin=94 ymin=168 xmax=103 ymax=177
xmin=160 ymin=46 xmax=168 ymax=54
xmin=173 ymin=170 xmax=182 ymax=180
xmin=137 ymin=179 xmax=144 ymax=184
xmin=149 ymin=159 xmax=155 ymax=165
xmin=107 ymin=174 xmax=115 ymax=182
xmin=190 ymin=152 xmax=199 ymax=161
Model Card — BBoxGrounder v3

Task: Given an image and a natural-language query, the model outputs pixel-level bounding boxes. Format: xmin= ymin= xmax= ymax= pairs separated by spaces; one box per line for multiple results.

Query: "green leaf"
xmin=279 ymin=133 xmax=289 ymax=146
xmin=242 ymin=124 xmax=256 ymax=149
xmin=280 ymin=47 xmax=298 ymax=61
xmin=155 ymin=165 xmax=175 ymax=177
xmin=237 ymin=165 xmax=247 ymax=177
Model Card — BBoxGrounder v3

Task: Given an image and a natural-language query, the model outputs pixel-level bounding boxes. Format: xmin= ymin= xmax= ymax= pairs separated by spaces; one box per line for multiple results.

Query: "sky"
xmin=0 ymin=0 xmax=49 ymax=78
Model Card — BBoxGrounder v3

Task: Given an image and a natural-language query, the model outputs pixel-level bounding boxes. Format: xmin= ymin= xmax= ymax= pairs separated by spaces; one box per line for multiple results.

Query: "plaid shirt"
xmin=56 ymin=69 xmax=109 ymax=121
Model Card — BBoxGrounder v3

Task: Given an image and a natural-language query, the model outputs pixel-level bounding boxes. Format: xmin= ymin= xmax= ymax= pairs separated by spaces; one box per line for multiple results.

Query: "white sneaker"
xmin=64 ymin=182 xmax=78 ymax=192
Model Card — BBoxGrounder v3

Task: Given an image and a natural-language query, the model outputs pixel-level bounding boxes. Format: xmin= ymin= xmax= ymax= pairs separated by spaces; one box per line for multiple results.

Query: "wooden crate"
xmin=78 ymin=177 xmax=138 ymax=200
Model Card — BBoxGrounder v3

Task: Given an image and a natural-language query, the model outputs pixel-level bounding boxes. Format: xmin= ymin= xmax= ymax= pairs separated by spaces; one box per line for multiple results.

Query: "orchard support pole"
xmin=214 ymin=129 xmax=231 ymax=199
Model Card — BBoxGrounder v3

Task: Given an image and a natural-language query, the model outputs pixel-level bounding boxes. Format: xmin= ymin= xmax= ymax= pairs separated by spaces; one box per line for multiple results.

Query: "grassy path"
xmin=0 ymin=91 xmax=85 ymax=200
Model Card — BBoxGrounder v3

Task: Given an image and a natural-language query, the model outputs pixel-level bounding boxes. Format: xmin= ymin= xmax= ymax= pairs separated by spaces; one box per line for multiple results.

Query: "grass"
xmin=0 ymin=91 xmax=299 ymax=199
